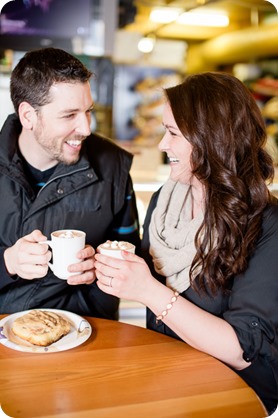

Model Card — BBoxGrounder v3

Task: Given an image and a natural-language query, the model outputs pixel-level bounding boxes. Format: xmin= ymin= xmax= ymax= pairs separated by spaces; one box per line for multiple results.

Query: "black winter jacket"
xmin=0 ymin=114 xmax=140 ymax=319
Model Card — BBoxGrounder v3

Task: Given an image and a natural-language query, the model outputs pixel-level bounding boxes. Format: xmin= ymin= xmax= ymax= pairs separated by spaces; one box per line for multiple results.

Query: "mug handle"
xmin=38 ymin=240 xmax=54 ymax=271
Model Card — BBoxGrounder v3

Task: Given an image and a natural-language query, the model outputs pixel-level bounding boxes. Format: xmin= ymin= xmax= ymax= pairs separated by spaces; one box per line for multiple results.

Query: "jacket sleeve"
xmin=0 ymin=248 xmax=18 ymax=290
xmin=223 ymin=205 xmax=278 ymax=364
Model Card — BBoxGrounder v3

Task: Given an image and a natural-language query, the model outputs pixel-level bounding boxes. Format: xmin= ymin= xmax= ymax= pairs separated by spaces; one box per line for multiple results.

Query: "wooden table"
xmin=0 ymin=315 xmax=267 ymax=418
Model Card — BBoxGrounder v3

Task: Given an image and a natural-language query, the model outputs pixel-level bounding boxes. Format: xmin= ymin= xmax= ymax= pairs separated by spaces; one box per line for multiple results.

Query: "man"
xmin=0 ymin=47 xmax=140 ymax=319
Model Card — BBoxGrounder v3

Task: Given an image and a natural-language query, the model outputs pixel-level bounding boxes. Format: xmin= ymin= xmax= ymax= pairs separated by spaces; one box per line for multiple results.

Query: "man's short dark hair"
xmin=10 ymin=47 xmax=93 ymax=114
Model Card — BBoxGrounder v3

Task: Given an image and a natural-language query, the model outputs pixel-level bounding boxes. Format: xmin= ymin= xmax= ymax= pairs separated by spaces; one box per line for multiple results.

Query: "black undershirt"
xmin=22 ymin=159 xmax=57 ymax=195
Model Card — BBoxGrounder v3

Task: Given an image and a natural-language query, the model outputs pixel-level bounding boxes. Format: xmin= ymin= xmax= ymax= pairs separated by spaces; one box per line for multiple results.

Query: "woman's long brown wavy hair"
xmin=165 ymin=72 xmax=274 ymax=294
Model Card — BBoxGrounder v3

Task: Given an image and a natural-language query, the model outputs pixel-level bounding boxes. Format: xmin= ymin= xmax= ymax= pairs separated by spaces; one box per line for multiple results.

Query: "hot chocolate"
xmin=53 ymin=230 xmax=83 ymax=239
xmin=98 ymin=240 xmax=135 ymax=259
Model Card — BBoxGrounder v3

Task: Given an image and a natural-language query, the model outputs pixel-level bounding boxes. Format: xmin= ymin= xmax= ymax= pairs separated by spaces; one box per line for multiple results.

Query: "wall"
xmin=0 ymin=73 xmax=14 ymax=128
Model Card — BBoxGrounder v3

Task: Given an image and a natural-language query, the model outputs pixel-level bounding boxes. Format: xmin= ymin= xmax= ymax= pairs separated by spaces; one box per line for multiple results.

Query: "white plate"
xmin=0 ymin=309 xmax=92 ymax=353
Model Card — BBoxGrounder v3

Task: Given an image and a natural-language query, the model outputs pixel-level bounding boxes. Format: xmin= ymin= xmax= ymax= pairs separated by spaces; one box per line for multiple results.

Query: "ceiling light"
xmin=138 ymin=36 xmax=156 ymax=53
xmin=177 ymin=12 xmax=229 ymax=27
xmin=150 ymin=8 xmax=183 ymax=24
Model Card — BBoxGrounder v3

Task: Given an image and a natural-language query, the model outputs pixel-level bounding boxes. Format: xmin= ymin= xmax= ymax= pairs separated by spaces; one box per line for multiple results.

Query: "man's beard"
xmin=34 ymin=126 xmax=84 ymax=166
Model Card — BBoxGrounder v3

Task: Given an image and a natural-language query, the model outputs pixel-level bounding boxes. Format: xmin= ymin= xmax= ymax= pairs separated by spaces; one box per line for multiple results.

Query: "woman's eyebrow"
xmin=162 ymin=122 xmax=179 ymax=130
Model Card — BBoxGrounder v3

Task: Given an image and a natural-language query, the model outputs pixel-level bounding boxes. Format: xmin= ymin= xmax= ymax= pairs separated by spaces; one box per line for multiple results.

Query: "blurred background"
xmin=1 ymin=0 xmax=278 ymax=325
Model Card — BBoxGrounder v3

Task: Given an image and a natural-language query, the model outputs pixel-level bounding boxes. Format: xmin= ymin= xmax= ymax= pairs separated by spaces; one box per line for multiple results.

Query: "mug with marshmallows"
xmin=40 ymin=229 xmax=86 ymax=279
xmin=98 ymin=240 xmax=135 ymax=259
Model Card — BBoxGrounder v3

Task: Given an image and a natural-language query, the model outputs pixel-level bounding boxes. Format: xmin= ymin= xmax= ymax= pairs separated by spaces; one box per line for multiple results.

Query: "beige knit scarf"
xmin=149 ymin=179 xmax=204 ymax=293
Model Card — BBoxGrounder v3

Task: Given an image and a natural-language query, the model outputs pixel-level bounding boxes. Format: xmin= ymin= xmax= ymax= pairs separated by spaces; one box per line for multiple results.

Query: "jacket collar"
xmin=0 ymin=114 xmax=22 ymax=164
xmin=0 ymin=113 xmax=96 ymax=176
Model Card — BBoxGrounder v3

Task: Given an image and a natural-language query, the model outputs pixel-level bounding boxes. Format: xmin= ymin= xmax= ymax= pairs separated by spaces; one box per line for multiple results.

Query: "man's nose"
xmin=75 ymin=114 xmax=91 ymax=136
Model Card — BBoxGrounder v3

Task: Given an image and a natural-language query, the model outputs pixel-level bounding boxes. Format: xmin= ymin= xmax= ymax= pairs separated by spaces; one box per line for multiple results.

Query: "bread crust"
xmin=12 ymin=310 xmax=71 ymax=346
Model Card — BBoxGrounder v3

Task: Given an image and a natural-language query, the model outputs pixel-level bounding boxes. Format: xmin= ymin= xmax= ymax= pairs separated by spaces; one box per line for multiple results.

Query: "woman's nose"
xmin=158 ymin=133 xmax=169 ymax=151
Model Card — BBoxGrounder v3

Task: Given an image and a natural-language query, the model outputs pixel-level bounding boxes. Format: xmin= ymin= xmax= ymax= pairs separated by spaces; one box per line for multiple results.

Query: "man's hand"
xmin=4 ymin=229 xmax=51 ymax=280
xmin=66 ymin=245 xmax=96 ymax=285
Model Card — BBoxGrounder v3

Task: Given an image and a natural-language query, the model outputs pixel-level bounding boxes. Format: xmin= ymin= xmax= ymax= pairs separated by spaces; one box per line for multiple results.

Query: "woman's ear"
xmin=18 ymin=102 xmax=37 ymax=130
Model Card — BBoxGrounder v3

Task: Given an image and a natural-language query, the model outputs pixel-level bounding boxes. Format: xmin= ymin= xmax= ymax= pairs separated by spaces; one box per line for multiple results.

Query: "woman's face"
xmin=159 ymin=103 xmax=197 ymax=186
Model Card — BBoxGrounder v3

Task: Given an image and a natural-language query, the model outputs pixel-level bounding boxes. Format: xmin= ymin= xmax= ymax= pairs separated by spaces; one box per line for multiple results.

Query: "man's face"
xmin=33 ymin=81 xmax=93 ymax=166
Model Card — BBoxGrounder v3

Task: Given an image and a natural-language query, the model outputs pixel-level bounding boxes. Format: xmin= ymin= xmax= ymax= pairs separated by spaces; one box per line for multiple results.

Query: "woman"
xmin=95 ymin=72 xmax=278 ymax=414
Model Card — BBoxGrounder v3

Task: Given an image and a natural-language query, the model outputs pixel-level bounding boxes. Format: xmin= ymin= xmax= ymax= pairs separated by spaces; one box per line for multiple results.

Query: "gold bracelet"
xmin=156 ymin=291 xmax=179 ymax=324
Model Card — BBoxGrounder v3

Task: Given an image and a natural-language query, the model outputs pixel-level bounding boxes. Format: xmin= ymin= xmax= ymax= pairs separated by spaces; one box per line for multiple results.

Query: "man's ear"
xmin=18 ymin=102 xmax=37 ymax=130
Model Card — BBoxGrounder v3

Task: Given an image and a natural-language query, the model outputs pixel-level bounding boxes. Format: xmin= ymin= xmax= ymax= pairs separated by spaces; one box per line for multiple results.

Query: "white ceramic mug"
xmin=98 ymin=240 xmax=135 ymax=260
xmin=40 ymin=229 xmax=86 ymax=279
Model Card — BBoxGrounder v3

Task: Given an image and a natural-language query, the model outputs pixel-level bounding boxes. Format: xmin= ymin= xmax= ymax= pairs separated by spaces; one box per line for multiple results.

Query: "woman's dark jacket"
xmin=142 ymin=189 xmax=278 ymax=415
xmin=0 ymin=114 xmax=140 ymax=319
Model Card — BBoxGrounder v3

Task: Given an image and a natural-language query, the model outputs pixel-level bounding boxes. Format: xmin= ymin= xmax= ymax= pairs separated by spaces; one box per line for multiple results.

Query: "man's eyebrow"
xmin=58 ymin=108 xmax=79 ymax=114
xmin=58 ymin=103 xmax=94 ymax=114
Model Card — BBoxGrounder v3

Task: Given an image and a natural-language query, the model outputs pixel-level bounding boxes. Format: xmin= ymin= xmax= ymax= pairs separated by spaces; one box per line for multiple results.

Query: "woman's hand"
xmin=94 ymin=250 xmax=154 ymax=303
xmin=67 ymin=245 xmax=96 ymax=285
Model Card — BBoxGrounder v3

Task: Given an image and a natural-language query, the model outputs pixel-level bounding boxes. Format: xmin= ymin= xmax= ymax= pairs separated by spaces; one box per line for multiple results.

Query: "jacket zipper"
xmin=37 ymin=164 xmax=90 ymax=197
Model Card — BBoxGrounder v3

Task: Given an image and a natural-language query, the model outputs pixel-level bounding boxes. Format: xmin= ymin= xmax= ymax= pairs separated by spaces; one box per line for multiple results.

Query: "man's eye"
xmin=64 ymin=114 xmax=75 ymax=119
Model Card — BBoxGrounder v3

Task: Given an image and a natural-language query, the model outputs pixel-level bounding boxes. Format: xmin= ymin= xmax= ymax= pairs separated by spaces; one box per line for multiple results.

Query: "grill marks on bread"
xmin=12 ymin=310 xmax=71 ymax=346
